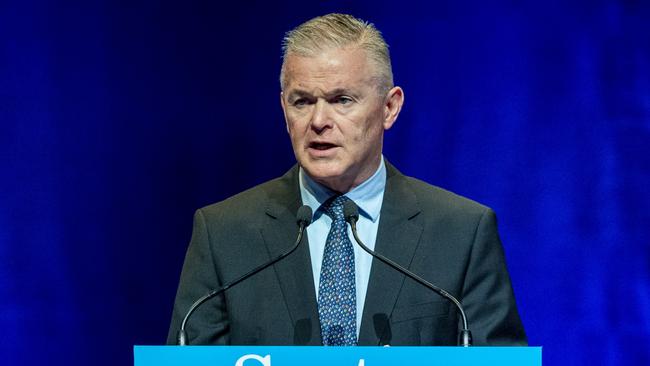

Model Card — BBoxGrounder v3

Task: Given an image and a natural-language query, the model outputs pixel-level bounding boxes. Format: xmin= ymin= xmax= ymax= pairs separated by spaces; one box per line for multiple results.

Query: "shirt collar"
xmin=299 ymin=156 xmax=386 ymax=223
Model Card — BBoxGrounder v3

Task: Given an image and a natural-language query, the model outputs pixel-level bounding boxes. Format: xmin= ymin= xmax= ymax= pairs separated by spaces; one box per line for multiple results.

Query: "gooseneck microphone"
xmin=177 ymin=205 xmax=313 ymax=345
xmin=343 ymin=200 xmax=473 ymax=347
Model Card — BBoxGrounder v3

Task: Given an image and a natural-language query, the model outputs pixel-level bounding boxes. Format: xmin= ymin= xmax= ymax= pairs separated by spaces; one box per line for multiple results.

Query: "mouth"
xmin=308 ymin=141 xmax=338 ymax=150
xmin=306 ymin=141 xmax=339 ymax=158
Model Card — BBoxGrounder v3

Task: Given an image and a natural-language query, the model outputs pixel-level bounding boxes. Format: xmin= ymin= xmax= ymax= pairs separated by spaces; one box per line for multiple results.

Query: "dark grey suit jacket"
xmin=167 ymin=163 xmax=526 ymax=346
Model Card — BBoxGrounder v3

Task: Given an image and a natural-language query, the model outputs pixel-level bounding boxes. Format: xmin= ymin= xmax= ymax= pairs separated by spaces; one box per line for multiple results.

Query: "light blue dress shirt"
xmin=299 ymin=157 xmax=386 ymax=336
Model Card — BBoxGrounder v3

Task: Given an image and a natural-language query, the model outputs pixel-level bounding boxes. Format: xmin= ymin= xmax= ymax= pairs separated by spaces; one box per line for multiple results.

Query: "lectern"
xmin=134 ymin=346 xmax=541 ymax=366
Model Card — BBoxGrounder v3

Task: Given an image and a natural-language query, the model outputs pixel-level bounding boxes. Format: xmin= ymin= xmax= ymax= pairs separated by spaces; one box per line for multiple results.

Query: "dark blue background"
xmin=2 ymin=1 xmax=649 ymax=365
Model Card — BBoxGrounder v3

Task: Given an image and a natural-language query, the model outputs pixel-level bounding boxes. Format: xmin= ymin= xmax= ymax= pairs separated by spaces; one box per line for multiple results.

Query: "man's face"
xmin=281 ymin=47 xmax=403 ymax=192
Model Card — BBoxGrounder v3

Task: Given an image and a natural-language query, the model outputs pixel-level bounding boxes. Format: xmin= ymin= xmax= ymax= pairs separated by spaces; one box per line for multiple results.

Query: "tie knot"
xmin=322 ymin=195 xmax=349 ymax=221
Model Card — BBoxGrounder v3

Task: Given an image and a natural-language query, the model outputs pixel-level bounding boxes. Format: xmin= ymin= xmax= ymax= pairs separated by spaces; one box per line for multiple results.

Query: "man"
xmin=167 ymin=13 xmax=526 ymax=346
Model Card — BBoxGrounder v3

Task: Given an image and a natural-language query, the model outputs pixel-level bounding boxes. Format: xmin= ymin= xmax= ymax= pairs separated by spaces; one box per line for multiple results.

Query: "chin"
xmin=301 ymin=160 xmax=347 ymax=186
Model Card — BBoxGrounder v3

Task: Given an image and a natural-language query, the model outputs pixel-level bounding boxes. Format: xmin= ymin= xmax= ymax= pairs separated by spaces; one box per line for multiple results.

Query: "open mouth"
xmin=309 ymin=142 xmax=337 ymax=150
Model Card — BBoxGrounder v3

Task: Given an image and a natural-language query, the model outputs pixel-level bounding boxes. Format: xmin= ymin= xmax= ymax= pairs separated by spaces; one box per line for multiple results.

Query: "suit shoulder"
xmin=401 ymin=175 xmax=491 ymax=217
xmin=196 ymin=175 xmax=289 ymax=222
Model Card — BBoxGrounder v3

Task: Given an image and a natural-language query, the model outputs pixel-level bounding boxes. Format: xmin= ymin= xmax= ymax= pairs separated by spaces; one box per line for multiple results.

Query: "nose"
xmin=310 ymin=98 xmax=332 ymax=133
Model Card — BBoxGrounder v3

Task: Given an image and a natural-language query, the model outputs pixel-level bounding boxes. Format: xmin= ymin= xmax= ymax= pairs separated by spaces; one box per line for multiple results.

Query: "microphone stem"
xmin=349 ymin=220 xmax=472 ymax=346
xmin=178 ymin=224 xmax=307 ymax=345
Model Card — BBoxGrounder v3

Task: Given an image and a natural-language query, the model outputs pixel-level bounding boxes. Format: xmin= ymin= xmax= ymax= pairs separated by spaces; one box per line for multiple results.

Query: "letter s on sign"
xmin=235 ymin=354 xmax=271 ymax=366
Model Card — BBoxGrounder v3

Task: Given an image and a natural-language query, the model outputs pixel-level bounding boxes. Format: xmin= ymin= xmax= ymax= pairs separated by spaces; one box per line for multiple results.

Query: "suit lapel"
xmin=260 ymin=166 xmax=322 ymax=345
xmin=358 ymin=163 xmax=423 ymax=345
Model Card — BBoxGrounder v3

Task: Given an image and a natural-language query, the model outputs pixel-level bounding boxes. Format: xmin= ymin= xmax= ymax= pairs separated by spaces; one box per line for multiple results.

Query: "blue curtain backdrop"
xmin=1 ymin=1 xmax=649 ymax=365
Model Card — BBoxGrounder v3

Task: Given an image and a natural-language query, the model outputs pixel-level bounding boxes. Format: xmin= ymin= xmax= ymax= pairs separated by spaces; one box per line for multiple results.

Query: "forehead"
xmin=283 ymin=47 xmax=376 ymax=92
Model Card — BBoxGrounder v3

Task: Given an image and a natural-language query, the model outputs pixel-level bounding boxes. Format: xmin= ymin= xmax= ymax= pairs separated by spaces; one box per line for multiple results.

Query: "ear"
xmin=382 ymin=86 xmax=404 ymax=130
xmin=280 ymin=92 xmax=290 ymax=134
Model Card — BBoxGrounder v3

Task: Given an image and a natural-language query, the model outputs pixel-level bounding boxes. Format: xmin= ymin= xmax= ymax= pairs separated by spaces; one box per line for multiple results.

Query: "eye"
xmin=334 ymin=96 xmax=354 ymax=105
xmin=292 ymin=98 xmax=308 ymax=107
xmin=291 ymin=97 xmax=315 ymax=108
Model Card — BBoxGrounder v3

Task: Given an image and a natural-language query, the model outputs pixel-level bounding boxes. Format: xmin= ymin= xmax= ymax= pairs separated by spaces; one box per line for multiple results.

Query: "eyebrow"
xmin=286 ymin=88 xmax=359 ymax=100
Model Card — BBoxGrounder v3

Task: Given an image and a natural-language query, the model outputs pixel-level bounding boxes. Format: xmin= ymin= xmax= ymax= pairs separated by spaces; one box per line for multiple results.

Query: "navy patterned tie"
xmin=317 ymin=195 xmax=357 ymax=346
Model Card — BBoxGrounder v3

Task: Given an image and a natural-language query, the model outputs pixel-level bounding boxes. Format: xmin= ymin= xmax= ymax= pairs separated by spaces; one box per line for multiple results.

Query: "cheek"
xmin=285 ymin=117 xmax=300 ymax=134
xmin=348 ymin=106 xmax=384 ymax=138
xmin=286 ymin=113 xmax=310 ymax=132
xmin=286 ymin=119 xmax=308 ymax=146
xmin=353 ymin=118 xmax=382 ymax=143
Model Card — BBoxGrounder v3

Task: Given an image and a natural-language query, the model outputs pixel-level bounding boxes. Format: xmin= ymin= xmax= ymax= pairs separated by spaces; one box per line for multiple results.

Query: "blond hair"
xmin=280 ymin=13 xmax=393 ymax=92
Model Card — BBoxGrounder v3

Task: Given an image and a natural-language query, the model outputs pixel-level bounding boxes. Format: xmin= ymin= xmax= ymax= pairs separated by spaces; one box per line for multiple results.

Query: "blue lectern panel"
xmin=134 ymin=346 xmax=541 ymax=366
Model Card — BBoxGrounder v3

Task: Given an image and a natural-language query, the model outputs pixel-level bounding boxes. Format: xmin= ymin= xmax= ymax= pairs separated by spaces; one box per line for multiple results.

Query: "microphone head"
xmin=296 ymin=205 xmax=313 ymax=227
xmin=343 ymin=199 xmax=359 ymax=224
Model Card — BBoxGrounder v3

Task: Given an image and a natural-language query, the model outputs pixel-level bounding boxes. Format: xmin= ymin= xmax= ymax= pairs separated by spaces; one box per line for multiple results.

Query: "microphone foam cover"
xmin=343 ymin=199 xmax=359 ymax=223
xmin=296 ymin=205 xmax=313 ymax=226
